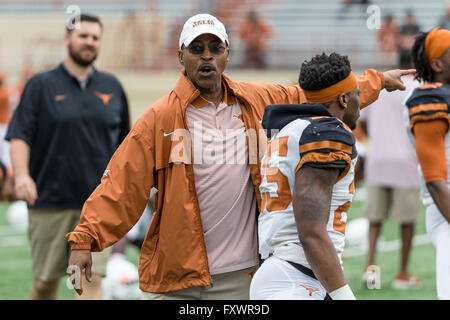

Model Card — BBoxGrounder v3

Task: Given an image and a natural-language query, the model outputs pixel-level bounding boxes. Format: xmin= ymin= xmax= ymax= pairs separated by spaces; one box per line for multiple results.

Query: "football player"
xmin=250 ymin=52 xmax=365 ymax=300
xmin=405 ymin=27 xmax=450 ymax=300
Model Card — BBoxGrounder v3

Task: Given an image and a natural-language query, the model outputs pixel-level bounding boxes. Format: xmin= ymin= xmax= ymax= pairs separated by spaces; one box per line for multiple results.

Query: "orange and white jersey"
xmin=404 ymin=82 xmax=450 ymax=207
xmin=258 ymin=103 xmax=357 ymax=268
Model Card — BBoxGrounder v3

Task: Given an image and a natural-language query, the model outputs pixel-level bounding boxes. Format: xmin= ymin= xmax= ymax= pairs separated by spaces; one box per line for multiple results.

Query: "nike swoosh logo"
xmin=163 ymin=131 xmax=174 ymax=137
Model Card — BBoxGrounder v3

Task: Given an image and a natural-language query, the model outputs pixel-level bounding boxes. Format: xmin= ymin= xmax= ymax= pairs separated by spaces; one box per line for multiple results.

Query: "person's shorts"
xmin=28 ymin=208 xmax=112 ymax=281
xmin=364 ymin=185 xmax=421 ymax=224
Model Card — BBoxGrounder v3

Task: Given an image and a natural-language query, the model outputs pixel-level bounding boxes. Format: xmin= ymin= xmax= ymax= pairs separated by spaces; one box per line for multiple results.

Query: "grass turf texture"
xmin=0 ymin=192 xmax=437 ymax=300
xmin=0 ymin=70 xmax=438 ymax=300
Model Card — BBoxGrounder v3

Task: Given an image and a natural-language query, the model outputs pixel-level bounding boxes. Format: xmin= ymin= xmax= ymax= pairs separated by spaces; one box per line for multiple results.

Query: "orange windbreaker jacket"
xmin=66 ymin=69 xmax=385 ymax=293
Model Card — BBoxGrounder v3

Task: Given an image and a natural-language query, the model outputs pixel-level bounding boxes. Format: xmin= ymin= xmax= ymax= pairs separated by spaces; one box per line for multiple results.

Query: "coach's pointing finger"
xmin=383 ymin=68 xmax=417 ymax=92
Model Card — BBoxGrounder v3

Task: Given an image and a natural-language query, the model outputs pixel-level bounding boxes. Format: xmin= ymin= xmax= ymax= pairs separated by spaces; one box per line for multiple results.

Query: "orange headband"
xmin=425 ymin=27 xmax=450 ymax=62
xmin=303 ymin=72 xmax=358 ymax=103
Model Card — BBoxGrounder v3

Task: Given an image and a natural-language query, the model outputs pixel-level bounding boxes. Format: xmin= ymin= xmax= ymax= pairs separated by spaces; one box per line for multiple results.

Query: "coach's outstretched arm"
xmin=382 ymin=68 xmax=416 ymax=92
xmin=356 ymin=68 xmax=415 ymax=108
xmin=66 ymin=118 xmax=155 ymax=295
xmin=293 ymin=164 xmax=356 ymax=300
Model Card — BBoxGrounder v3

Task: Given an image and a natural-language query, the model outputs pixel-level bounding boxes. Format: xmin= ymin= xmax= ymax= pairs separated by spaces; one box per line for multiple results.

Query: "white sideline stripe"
xmin=0 ymin=233 xmax=432 ymax=250
xmin=0 ymin=225 xmax=14 ymax=233
xmin=344 ymin=234 xmax=431 ymax=258
xmin=0 ymin=225 xmax=27 ymax=235
xmin=0 ymin=235 xmax=27 ymax=247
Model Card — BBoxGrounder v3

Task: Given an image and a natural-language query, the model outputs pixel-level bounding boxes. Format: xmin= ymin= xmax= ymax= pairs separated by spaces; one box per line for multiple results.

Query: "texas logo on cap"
xmin=179 ymin=13 xmax=229 ymax=50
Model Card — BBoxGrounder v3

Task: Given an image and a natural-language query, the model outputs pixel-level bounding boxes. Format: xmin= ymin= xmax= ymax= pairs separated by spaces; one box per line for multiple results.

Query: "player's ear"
xmin=429 ymin=59 xmax=444 ymax=73
xmin=64 ymin=31 xmax=70 ymax=46
xmin=338 ymin=93 xmax=348 ymax=109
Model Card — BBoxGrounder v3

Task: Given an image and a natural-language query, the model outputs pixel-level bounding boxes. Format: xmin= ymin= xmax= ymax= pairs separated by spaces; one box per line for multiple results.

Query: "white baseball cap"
xmin=179 ymin=13 xmax=229 ymax=50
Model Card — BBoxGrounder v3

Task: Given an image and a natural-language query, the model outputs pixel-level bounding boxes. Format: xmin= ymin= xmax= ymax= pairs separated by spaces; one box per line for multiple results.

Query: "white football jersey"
xmin=404 ymin=83 xmax=450 ymax=207
xmin=258 ymin=105 xmax=357 ymax=269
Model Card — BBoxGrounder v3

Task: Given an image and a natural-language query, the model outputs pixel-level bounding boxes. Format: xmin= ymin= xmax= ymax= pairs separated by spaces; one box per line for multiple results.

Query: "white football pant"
xmin=426 ymin=204 xmax=450 ymax=300
xmin=250 ymin=255 xmax=327 ymax=300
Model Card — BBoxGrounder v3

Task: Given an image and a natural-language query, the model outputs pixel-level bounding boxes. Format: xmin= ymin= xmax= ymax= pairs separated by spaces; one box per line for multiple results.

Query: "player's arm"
xmin=5 ymin=76 xmax=42 ymax=205
xmin=293 ymin=164 xmax=356 ymax=300
xmin=10 ymin=138 xmax=38 ymax=205
xmin=414 ymin=119 xmax=450 ymax=223
xmin=406 ymin=88 xmax=450 ymax=223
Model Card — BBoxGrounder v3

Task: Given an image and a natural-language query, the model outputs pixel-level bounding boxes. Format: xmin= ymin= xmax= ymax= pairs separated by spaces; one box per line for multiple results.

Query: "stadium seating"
xmin=0 ymin=0 xmax=446 ymax=70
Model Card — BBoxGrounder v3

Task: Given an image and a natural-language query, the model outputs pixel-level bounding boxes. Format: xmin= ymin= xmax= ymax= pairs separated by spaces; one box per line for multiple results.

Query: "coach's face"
xmin=179 ymin=33 xmax=229 ymax=92
xmin=342 ymin=87 xmax=360 ymax=130
xmin=65 ymin=21 xmax=102 ymax=67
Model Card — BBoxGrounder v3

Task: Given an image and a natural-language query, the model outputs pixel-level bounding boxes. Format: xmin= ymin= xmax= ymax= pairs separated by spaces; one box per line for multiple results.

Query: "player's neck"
xmin=432 ymin=74 xmax=450 ymax=85
xmin=64 ymin=57 xmax=93 ymax=81
xmin=323 ymin=101 xmax=344 ymax=122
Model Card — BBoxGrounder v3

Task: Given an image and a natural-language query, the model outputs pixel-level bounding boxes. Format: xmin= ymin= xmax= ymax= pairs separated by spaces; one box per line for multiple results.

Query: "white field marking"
xmin=0 ymin=235 xmax=27 ymax=247
xmin=344 ymin=233 xmax=431 ymax=258
xmin=353 ymin=187 xmax=367 ymax=202
xmin=0 ymin=225 xmax=27 ymax=247
xmin=0 ymin=225 xmax=27 ymax=235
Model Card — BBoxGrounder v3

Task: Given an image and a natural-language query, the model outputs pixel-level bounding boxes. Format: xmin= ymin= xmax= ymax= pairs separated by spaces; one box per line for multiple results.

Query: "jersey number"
xmin=260 ymin=136 xmax=292 ymax=212
xmin=333 ymin=201 xmax=352 ymax=234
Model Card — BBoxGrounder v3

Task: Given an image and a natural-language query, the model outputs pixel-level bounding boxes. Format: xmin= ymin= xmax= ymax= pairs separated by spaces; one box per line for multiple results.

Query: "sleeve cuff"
xmin=377 ymin=71 xmax=385 ymax=90
xmin=65 ymin=231 xmax=94 ymax=250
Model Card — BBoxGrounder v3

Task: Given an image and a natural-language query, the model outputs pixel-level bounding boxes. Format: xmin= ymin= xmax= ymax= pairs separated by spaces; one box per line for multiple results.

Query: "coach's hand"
xmin=14 ymin=174 xmax=38 ymax=205
xmin=383 ymin=69 xmax=416 ymax=92
xmin=68 ymin=249 xmax=93 ymax=296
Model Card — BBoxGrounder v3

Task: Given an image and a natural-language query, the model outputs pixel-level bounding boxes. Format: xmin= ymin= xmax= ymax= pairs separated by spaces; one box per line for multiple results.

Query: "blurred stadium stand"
xmin=0 ymin=0 xmax=446 ymax=74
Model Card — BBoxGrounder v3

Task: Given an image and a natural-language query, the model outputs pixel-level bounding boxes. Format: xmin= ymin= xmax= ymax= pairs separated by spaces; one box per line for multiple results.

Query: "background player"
xmin=5 ymin=14 xmax=130 ymax=300
xmin=405 ymin=27 xmax=450 ymax=300
xmin=359 ymin=52 xmax=422 ymax=289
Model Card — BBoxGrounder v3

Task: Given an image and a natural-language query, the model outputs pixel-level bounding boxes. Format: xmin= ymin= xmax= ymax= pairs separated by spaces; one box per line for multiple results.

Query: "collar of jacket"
xmin=173 ymin=69 xmax=245 ymax=111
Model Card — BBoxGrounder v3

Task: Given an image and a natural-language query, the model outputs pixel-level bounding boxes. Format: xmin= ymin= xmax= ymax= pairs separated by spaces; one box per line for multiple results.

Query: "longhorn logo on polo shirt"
xmin=232 ymin=114 xmax=243 ymax=122
xmin=94 ymin=91 xmax=114 ymax=105
xmin=54 ymin=94 xmax=67 ymax=101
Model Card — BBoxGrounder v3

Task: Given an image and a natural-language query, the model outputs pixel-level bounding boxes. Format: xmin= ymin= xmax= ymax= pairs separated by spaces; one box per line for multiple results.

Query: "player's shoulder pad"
xmin=299 ymin=116 xmax=357 ymax=160
xmin=405 ymin=83 xmax=449 ymax=126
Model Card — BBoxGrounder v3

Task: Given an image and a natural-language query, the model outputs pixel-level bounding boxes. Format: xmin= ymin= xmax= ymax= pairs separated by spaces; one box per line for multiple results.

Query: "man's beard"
xmin=68 ymin=43 xmax=98 ymax=67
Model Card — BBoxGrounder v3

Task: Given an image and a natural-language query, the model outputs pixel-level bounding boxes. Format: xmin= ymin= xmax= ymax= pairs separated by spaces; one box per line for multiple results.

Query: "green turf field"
xmin=0 ymin=187 xmax=437 ymax=300
xmin=0 ymin=201 xmax=141 ymax=300
xmin=0 ymin=70 xmax=438 ymax=300
xmin=342 ymin=194 xmax=437 ymax=300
